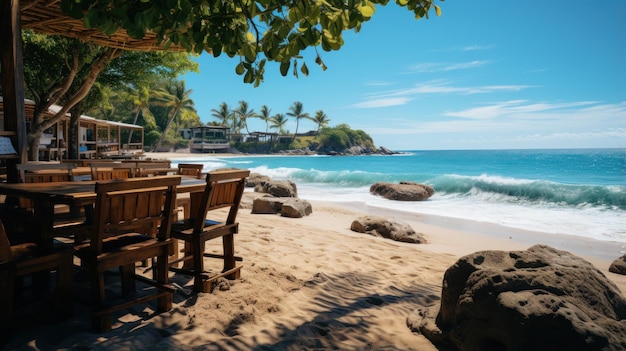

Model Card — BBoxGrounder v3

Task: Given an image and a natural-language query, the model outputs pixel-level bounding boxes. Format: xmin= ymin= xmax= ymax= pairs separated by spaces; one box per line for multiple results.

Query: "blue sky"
xmin=181 ymin=0 xmax=625 ymax=151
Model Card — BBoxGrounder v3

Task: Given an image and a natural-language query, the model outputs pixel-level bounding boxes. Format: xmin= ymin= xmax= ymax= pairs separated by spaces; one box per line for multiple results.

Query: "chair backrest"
xmin=16 ymin=163 xmax=76 ymax=208
xmin=190 ymin=169 xmax=250 ymax=233
xmin=90 ymin=176 xmax=181 ymax=254
xmin=90 ymin=163 xmax=135 ymax=180
xmin=17 ymin=163 xmax=76 ymax=183
xmin=177 ymin=163 xmax=204 ymax=179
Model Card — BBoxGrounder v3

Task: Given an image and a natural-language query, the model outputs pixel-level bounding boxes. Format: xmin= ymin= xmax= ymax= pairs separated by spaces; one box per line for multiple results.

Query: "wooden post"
xmin=1 ymin=0 xmax=28 ymax=183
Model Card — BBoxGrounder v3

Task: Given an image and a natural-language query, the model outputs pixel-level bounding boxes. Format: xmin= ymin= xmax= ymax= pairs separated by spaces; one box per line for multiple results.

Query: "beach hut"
xmin=0 ymin=98 xmax=144 ymax=160
xmin=0 ymin=1 xmax=182 ymax=182
xmin=189 ymin=126 xmax=231 ymax=153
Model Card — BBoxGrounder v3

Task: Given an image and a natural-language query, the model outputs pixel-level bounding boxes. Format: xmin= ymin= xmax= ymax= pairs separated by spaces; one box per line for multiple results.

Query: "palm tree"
xmin=258 ymin=105 xmax=272 ymax=133
xmin=270 ymin=113 xmax=288 ymax=134
xmin=127 ymin=85 xmax=157 ymax=145
xmin=313 ymin=110 xmax=330 ymax=135
xmin=151 ymin=79 xmax=196 ymax=151
xmin=286 ymin=101 xmax=310 ymax=141
xmin=234 ymin=100 xmax=257 ymax=136
xmin=211 ymin=102 xmax=232 ymax=127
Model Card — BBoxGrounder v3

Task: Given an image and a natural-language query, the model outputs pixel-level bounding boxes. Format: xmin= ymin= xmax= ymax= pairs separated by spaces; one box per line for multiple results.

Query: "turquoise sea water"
xmin=170 ymin=148 xmax=625 ymax=243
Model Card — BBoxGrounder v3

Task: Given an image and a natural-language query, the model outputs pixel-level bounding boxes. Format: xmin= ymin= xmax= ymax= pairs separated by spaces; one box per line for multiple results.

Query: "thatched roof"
xmin=20 ymin=0 xmax=183 ymax=51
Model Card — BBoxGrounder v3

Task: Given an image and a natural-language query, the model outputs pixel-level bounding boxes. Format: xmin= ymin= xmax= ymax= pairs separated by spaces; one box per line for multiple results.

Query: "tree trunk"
xmin=27 ymin=48 xmax=121 ymax=161
xmin=68 ymin=112 xmax=80 ymax=159
xmin=293 ymin=119 xmax=300 ymax=142
xmin=153 ymin=107 xmax=179 ymax=152
xmin=127 ymin=109 xmax=141 ymax=145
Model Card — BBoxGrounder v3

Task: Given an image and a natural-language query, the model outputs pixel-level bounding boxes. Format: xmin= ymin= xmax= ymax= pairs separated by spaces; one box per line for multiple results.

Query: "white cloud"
xmin=351 ymin=97 xmax=412 ymax=108
xmin=365 ymin=81 xmax=393 ymax=87
xmin=357 ymin=81 xmax=535 ymax=103
xmin=360 ymin=102 xmax=626 ymax=139
xmin=351 ymin=81 xmax=537 ymax=109
xmin=462 ymin=45 xmax=495 ymax=51
xmin=430 ymin=44 xmax=495 ymax=52
xmin=408 ymin=60 xmax=490 ymax=73
xmin=444 ymin=100 xmax=619 ymax=120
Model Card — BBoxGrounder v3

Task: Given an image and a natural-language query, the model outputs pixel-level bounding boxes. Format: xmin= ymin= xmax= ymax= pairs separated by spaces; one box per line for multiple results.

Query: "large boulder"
xmin=408 ymin=245 xmax=626 ymax=351
xmin=350 ymin=215 xmax=427 ymax=244
xmin=609 ymin=255 xmax=626 ymax=275
xmin=245 ymin=173 xmax=271 ymax=188
xmin=370 ymin=181 xmax=434 ymax=201
xmin=280 ymin=199 xmax=313 ymax=218
xmin=251 ymin=197 xmax=312 ymax=218
xmin=258 ymin=180 xmax=298 ymax=197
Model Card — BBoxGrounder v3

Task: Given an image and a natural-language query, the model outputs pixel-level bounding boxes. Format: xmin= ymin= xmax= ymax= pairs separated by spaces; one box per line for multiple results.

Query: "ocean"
xmin=169 ymin=148 xmax=625 ymax=244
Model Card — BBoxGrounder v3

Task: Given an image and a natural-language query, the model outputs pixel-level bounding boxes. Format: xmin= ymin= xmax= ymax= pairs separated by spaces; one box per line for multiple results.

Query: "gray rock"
xmin=350 ymin=215 xmax=427 ymax=244
xmin=609 ymin=255 xmax=626 ymax=275
xmin=251 ymin=197 xmax=312 ymax=217
xmin=409 ymin=245 xmax=626 ymax=351
xmin=370 ymin=182 xmax=434 ymax=201
xmin=245 ymin=173 xmax=271 ymax=188
xmin=259 ymin=180 xmax=298 ymax=197
xmin=251 ymin=196 xmax=285 ymax=214
xmin=280 ymin=199 xmax=313 ymax=218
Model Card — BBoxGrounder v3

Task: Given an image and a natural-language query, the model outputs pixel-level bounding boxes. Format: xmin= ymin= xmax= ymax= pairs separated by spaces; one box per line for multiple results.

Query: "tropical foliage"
xmin=19 ymin=30 xmax=198 ymax=159
xmin=60 ymin=0 xmax=442 ymax=85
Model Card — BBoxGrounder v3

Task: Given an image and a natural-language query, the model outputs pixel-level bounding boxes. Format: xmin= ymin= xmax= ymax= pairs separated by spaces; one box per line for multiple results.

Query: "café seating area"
xmin=0 ymin=162 xmax=250 ymax=336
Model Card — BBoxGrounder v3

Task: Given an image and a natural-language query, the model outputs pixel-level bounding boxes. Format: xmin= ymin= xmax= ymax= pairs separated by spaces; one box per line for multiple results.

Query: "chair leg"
xmin=119 ymin=263 xmax=135 ymax=296
xmin=222 ymin=234 xmax=239 ymax=280
xmin=192 ymin=237 xmax=205 ymax=293
xmin=56 ymin=253 xmax=74 ymax=320
xmin=90 ymin=268 xmax=111 ymax=332
xmin=156 ymin=250 xmax=172 ymax=312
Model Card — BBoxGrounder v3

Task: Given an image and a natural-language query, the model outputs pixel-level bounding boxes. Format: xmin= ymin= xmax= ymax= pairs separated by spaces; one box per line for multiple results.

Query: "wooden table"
xmin=0 ymin=176 xmax=206 ymax=246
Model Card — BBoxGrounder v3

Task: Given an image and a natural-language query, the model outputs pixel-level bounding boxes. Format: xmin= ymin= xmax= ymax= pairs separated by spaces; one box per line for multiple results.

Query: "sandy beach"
xmin=4 ymin=152 xmax=625 ymax=350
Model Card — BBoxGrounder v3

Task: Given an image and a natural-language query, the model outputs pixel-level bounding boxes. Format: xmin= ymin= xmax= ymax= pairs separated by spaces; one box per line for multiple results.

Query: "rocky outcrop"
xmin=251 ymin=197 xmax=312 ymax=218
xmin=350 ymin=216 xmax=427 ymax=244
xmin=370 ymin=181 xmax=434 ymax=201
xmin=408 ymin=245 xmax=626 ymax=351
xmin=609 ymin=255 xmax=626 ymax=275
xmin=256 ymin=180 xmax=298 ymax=197
xmin=377 ymin=146 xmax=399 ymax=155
xmin=245 ymin=173 xmax=271 ymax=188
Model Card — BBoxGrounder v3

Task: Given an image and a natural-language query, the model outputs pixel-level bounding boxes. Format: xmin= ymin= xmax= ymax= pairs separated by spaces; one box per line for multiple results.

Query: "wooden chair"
xmin=73 ymin=176 xmax=180 ymax=332
xmin=177 ymin=163 xmax=204 ymax=179
xmin=169 ymin=169 xmax=250 ymax=293
xmin=136 ymin=162 xmax=174 ymax=177
xmin=16 ymin=163 xmax=75 ymax=210
xmin=14 ymin=163 xmax=86 ymax=235
xmin=0 ymin=219 xmax=74 ymax=338
xmin=90 ymin=162 xmax=135 ymax=180
xmin=175 ymin=163 xmax=205 ymax=220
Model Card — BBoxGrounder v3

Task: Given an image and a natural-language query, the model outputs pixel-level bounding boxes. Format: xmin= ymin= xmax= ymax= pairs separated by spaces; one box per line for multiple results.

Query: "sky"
xmin=181 ymin=0 xmax=625 ymax=151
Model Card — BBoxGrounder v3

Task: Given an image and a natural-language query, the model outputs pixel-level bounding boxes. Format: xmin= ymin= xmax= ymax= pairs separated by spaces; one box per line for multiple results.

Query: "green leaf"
xmin=359 ymin=4 xmax=375 ymax=17
xmin=300 ymin=62 xmax=309 ymax=76
xmin=236 ymin=62 xmax=245 ymax=75
xmin=84 ymin=11 xmax=98 ymax=28
xmin=280 ymin=60 xmax=290 ymax=76
xmin=244 ymin=68 xmax=254 ymax=83
xmin=315 ymin=55 xmax=328 ymax=71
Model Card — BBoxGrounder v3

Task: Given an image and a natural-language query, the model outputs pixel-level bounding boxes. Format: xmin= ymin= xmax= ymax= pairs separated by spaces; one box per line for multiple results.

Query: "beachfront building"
xmin=0 ymin=97 xmax=144 ymax=160
xmin=189 ymin=125 xmax=231 ymax=153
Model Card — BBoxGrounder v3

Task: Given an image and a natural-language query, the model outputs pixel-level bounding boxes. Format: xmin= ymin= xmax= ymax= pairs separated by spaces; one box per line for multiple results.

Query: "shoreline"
xmin=149 ymin=151 xmax=625 ymax=271
xmin=303 ymin=199 xmax=626 ymax=289
xmin=4 ymin=190 xmax=625 ymax=350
